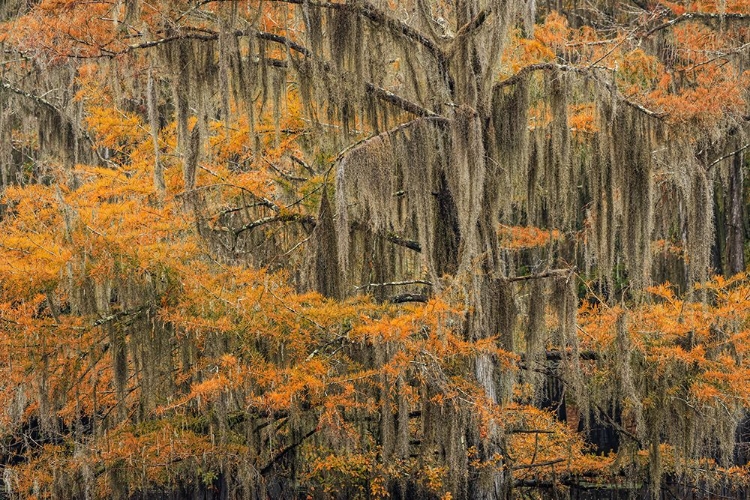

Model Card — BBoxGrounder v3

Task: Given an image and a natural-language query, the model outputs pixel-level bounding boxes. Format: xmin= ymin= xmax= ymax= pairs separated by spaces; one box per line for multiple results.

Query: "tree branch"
xmin=512 ymin=458 xmax=565 ymax=470
xmin=355 ymin=279 xmax=433 ymax=291
xmin=707 ymin=143 xmax=750 ymax=172
xmin=644 ymin=11 xmax=750 ymax=37
xmin=495 ymin=63 xmax=664 ymax=119
xmin=93 ymin=307 xmax=149 ymax=327
xmin=267 ymin=0 xmax=449 ymax=77
xmin=453 ymin=8 xmax=492 ymax=41
xmin=0 ymin=79 xmax=58 ymax=112
xmin=504 ymin=268 xmax=574 ymax=283
xmin=364 ymin=83 xmax=442 ymax=118
xmin=233 ymin=213 xmax=315 ymax=236
xmin=126 ymin=28 xmax=443 ymax=119
xmin=260 ymin=426 xmax=318 ymax=474
xmin=385 ymin=232 xmax=422 ymax=252
xmin=517 ymin=349 xmax=599 ymax=363
xmin=335 ymin=116 xmax=449 ymax=163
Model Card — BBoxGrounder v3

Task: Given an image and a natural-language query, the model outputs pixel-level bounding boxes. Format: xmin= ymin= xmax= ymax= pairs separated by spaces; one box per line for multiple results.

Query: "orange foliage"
xmin=498 ymin=225 xmax=563 ymax=249
xmin=1 ymin=0 xmax=749 ymax=497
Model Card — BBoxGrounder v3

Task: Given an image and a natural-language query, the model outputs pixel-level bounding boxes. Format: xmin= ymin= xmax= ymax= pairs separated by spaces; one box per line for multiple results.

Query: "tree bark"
xmin=727 ymin=150 xmax=746 ymax=275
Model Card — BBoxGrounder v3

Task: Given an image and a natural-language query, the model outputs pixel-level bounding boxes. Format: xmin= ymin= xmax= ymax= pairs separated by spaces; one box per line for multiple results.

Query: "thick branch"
xmin=540 ymin=349 xmax=599 ymax=361
xmin=127 ymin=29 xmax=442 ymax=119
xmin=335 ymin=116 xmax=449 ymax=163
xmin=495 ymin=64 xmax=664 ymax=119
xmin=504 ymin=268 xmax=574 ymax=283
xmin=0 ymin=79 xmax=126 ymax=166
xmin=453 ymin=8 xmax=492 ymax=41
xmin=233 ymin=213 xmax=315 ymax=236
xmin=260 ymin=427 xmax=318 ymax=474
xmin=93 ymin=307 xmax=148 ymax=327
xmin=268 ymin=0 xmax=449 ymax=75
xmin=159 ymin=0 xmax=448 ymax=68
xmin=365 ymin=83 xmax=442 ymax=118
xmin=512 ymin=458 xmax=565 ymax=470
xmin=0 ymin=79 xmax=58 ymax=112
xmin=495 ymin=63 xmax=563 ymax=88
xmin=517 ymin=349 xmax=599 ymax=364
xmin=509 ymin=429 xmax=554 ymax=434
xmin=513 ymin=478 xmax=581 ymax=489
xmin=707 ymin=143 xmax=750 ymax=171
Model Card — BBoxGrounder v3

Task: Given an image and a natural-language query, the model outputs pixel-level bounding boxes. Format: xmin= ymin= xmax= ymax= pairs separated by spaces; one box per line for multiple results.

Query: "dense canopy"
xmin=0 ymin=0 xmax=749 ymax=498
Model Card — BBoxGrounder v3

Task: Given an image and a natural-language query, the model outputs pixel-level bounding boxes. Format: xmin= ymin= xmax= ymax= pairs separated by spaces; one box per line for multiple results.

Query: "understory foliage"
xmin=0 ymin=0 xmax=749 ymax=498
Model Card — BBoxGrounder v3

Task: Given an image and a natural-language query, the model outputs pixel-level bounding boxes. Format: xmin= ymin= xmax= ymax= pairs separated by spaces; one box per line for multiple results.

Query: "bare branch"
xmin=707 ymin=143 xmax=750 ymax=172
xmin=0 ymin=79 xmax=58 ymax=111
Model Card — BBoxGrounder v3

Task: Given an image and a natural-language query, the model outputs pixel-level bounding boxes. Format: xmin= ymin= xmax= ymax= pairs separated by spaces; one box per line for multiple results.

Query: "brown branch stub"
xmin=391 ymin=293 xmax=429 ymax=304
xmin=386 ymin=232 xmax=422 ymax=252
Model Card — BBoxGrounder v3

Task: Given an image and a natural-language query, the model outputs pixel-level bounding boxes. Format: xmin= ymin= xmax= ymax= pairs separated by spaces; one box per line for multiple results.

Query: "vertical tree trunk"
xmin=727 ymin=151 xmax=745 ymax=275
xmin=147 ymin=67 xmax=165 ymax=193
xmin=711 ymin=180 xmax=724 ymax=276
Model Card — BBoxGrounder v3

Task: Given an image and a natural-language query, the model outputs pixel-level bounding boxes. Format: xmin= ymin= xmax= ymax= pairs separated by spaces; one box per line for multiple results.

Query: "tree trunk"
xmin=727 ymin=151 xmax=746 ymax=275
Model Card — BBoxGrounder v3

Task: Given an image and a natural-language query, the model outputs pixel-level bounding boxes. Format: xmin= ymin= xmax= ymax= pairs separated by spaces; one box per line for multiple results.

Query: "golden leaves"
xmin=498 ymin=224 xmax=563 ymax=249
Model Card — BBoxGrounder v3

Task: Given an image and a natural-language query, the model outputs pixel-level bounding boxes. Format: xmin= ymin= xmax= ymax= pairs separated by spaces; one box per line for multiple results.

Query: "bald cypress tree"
xmin=1 ymin=0 xmax=749 ymax=498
